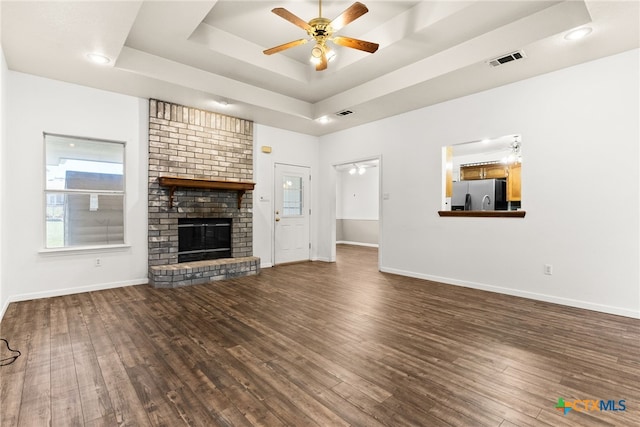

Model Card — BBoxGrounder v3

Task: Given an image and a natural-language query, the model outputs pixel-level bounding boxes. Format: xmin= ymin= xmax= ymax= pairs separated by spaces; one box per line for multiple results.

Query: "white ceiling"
xmin=1 ymin=1 xmax=638 ymax=136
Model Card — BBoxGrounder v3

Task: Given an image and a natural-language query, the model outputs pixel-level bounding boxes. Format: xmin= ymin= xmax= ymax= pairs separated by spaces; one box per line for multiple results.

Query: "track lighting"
xmin=347 ymin=163 xmax=366 ymax=175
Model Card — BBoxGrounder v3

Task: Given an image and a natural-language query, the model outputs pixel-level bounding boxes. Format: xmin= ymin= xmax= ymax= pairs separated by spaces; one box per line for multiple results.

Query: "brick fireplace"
xmin=147 ymin=100 xmax=259 ymax=287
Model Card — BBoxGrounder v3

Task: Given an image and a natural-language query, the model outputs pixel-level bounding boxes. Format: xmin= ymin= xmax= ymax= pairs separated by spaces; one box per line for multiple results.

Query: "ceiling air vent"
xmin=487 ymin=50 xmax=526 ymax=67
xmin=335 ymin=109 xmax=353 ymax=116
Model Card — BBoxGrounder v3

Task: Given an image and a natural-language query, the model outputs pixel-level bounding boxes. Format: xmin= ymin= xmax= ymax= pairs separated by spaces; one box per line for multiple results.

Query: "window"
xmin=440 ymin=134 xmax=524 ymax=217
xmin=45 ymin=134 xmax=125 ymax=248
xmin=282 ymin=175 xmax=303 ymax=216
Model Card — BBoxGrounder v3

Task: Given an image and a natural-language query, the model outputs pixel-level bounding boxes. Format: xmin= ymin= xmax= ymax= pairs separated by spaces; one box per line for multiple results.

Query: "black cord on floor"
xmin=0 ymin=338 xmax=21 ymax=366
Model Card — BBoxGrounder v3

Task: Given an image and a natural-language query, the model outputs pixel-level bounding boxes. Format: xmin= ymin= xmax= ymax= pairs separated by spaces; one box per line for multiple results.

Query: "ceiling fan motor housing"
xmin=308 ymin=17 xmax=333 ymax=42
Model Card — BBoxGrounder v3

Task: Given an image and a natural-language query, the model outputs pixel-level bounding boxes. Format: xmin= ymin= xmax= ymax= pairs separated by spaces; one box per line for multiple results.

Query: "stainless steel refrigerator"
xmin=452 ymin=179 xmax=506 ymax=211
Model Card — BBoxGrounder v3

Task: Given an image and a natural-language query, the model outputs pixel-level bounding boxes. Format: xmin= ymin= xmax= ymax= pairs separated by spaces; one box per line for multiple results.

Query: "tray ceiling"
xmin=1 ymin=1 xmax=638 ymax=136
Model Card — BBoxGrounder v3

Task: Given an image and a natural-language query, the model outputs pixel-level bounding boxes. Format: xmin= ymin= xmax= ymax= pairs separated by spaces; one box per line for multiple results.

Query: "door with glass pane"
xmin=274 ymin=164 xmax=310 ymax=265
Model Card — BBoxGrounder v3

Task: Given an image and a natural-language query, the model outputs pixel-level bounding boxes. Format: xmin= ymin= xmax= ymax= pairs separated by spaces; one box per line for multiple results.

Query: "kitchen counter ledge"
xmin=438 ymin=211 xmax=526 ymax=218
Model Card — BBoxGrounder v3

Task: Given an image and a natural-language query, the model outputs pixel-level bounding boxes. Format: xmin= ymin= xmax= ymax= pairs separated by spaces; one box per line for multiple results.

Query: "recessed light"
xmin=86 ymin=53 xmax=110 ymax=65
xmin=215 ymin=100 xmax=230 ymax=107
xmin=317 ymin=116 xmax=330 ymax=124
xmin=564 ymin=27 xmax=592 ymax=41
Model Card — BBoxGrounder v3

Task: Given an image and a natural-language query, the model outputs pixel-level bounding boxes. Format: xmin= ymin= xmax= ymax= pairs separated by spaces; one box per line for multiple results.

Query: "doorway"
xmin=333 ymin=157 xmax=381 ymax=268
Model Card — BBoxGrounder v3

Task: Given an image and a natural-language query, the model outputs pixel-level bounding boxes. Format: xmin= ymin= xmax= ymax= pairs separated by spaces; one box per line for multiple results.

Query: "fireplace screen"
xmin=178 ymin=218 xmax=231 ymax=262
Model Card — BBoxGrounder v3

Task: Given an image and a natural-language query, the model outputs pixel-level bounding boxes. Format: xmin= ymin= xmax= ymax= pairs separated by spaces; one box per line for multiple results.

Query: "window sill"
xmin=438 ymin=211 xmax=526 ymax=218
xmin=38 ymin=244 xmax=131 ymax=256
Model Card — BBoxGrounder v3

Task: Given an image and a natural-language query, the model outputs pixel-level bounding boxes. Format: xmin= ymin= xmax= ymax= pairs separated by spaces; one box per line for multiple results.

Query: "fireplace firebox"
xmin=178 ymin=218 xmax=232 ymax=262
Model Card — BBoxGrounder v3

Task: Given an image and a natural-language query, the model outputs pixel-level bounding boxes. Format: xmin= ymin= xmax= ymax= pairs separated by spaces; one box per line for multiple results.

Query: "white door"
xmin=274 ymin=164 xmax=310 ymax=265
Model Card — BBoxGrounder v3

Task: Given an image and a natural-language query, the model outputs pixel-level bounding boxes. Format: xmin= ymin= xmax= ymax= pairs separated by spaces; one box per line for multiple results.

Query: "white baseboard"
xmin=379 ymin=266 xmax=640 ymax=319
xmin=4 ymin=268 xmax=635 ymax=321
xmin=336 ymin=241 xmax=379 ymax=248
xmin=263 ymin=258 xmax=332 ymax=266
xmin=0 ymin=278 xmax=149 ymax=321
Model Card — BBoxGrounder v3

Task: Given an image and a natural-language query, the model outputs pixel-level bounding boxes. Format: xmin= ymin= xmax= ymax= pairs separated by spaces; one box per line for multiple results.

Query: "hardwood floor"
xmin=1 ymin=244 xmax=639 ymax=426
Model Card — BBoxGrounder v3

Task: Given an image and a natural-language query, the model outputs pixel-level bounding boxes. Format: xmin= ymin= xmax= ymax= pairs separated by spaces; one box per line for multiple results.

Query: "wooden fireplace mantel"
xmin=158 ymin=176 xmax=256 ymax=209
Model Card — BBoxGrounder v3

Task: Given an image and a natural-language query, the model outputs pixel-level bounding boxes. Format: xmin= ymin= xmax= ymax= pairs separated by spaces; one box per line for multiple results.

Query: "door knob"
xmin=275 ymin=217 xmax=280 ymax=222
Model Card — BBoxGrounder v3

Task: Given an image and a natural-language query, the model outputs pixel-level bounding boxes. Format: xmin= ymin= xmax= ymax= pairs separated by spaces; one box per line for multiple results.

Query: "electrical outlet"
xmin=544 ymin=264 xmax=553 ymax=275
xmin=95 ymin=257 xmax=102 ymax=267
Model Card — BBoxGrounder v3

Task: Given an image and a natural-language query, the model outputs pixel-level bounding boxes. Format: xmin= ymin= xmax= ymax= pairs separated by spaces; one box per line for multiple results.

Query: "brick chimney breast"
xmin=147 ymin=100 xmax=258 ymax=287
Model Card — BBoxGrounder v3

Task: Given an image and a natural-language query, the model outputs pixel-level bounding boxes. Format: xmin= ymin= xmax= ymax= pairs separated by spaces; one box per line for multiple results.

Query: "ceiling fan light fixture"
xmin=310 ymin=43 xmax=324 ymax=62
xmin=325 ymin=47 xmax=336 ymax=62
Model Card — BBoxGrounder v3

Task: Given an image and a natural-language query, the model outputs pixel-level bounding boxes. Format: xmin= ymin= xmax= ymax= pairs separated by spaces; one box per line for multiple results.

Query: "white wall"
xmin=337 ymin=167 xmax=379 ymax=220
xmin=1 ymin=72 xmax=148 ymax=316
xmin=318 ymin=49 xmax=640 ymax=318
xmin=0 ymin=48 xmax=6 ymax=316
xmin=1 ymin=50 xmax=637 ymax=320
xmin=252 ymin=124 xmax=320 ymax=267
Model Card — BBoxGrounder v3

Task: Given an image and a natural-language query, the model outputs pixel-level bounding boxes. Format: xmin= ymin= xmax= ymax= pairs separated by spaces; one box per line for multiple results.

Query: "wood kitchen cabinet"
xmin=484 ymin=164 xmax=509 ymax=179
xmin=445 ymin=146 xmax=453 ymax=197
xmin=507 ymin=163 xmax=521 ymax=201
xmin=460 ymin=165 xmax=484 ymax=180
xmin=460 ymin=163 xmax=508 ymax=180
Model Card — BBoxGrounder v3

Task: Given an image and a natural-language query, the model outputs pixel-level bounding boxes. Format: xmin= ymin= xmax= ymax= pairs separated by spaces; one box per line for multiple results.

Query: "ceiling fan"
xmin=263 ymin=0 xmax=379 ymax=71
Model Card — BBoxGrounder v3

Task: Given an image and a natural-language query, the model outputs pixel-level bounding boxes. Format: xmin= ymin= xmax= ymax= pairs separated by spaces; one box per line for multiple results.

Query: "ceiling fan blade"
xmin=263 ymin=39 xmax=308 ymax=55
xmin=332 ymin=36 xmax=379 ymax=53
xmin=316 ymin=52 xmax=328 ymax=71
xmin=271 ymin=7 xmax=313 ymax=32
xmin=330 ymin=2 xmax=369 ymax=31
